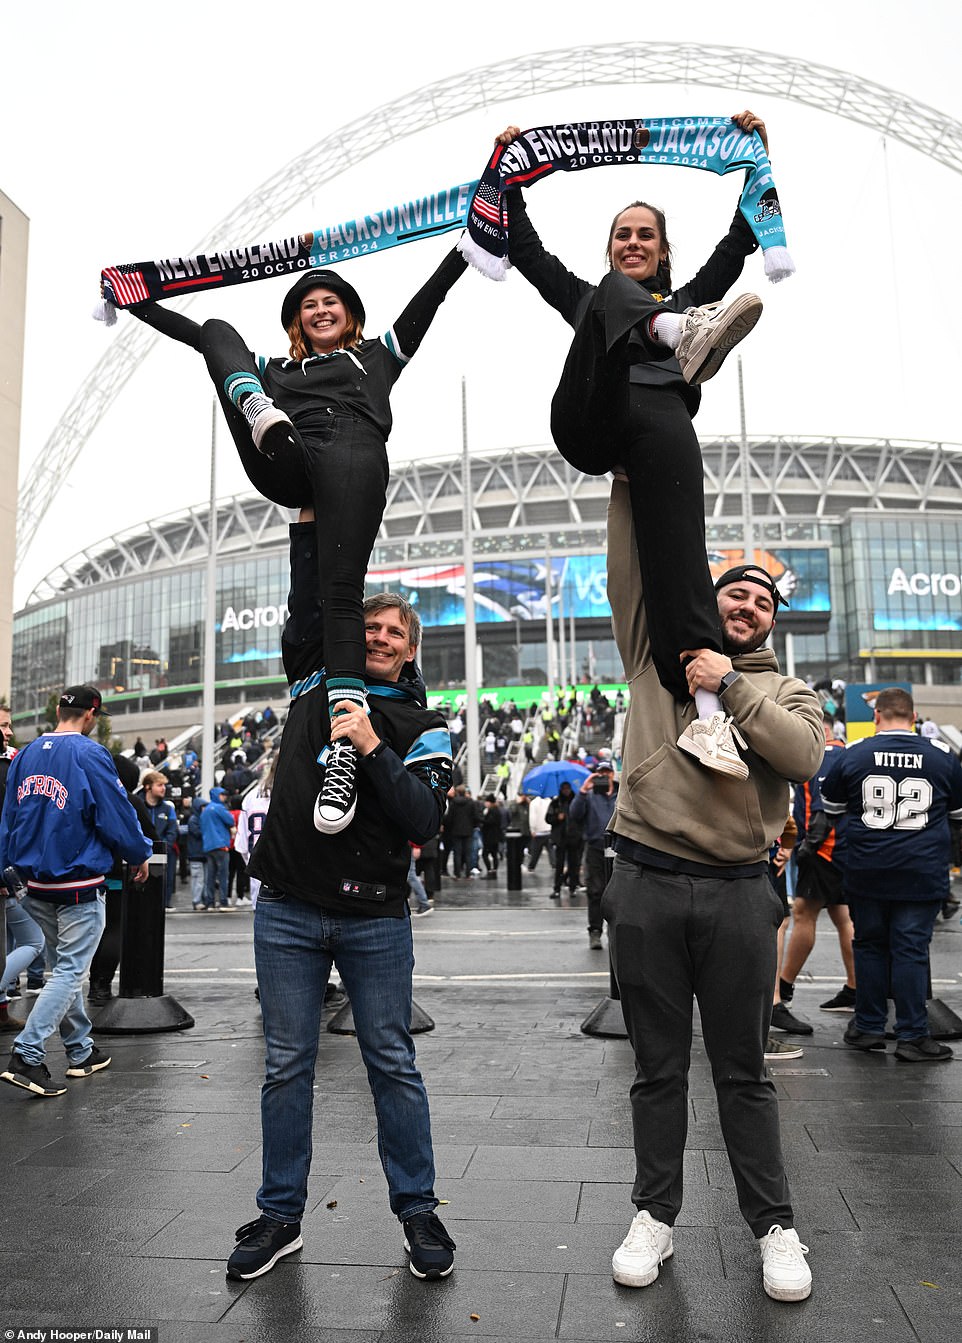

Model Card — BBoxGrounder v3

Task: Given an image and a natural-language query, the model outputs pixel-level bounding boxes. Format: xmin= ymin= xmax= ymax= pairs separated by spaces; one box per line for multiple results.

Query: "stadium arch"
xmin=17 ymin=42 xmax=962 ymax=571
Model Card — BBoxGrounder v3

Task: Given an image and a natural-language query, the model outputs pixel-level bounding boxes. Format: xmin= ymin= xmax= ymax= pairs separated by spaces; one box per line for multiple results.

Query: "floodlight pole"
xmin=461 ymin=378 xmax=480 ymax=795
xmin=200 ymin=401 xmax=218 ymax=797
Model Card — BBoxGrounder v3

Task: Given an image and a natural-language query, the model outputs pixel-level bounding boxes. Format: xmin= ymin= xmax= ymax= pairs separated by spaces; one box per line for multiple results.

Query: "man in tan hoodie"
xmin=602 ymin=479 xmax=823 ymax=1304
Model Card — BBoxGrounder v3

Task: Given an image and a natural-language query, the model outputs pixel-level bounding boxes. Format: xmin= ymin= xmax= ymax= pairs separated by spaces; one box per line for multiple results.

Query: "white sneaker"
xmin=313 ymin=740 xmax=358 ymax=834
xmin=238 ymin=391 xmax=300 ymax=459
xmin=676 ymin=293 xmax=763 ymax=385
xmin=758 ymin=1225 xmax=812 ymax=1301
xmin=677 ymin=713 xmax=748 ymax=780
xmin=611 ymin=1210 xmax=673 ymax=1287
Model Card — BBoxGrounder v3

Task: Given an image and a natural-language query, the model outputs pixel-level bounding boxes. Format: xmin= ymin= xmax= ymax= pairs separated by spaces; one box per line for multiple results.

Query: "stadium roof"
xmin=26 ymin=435 xmax=962 ymax=605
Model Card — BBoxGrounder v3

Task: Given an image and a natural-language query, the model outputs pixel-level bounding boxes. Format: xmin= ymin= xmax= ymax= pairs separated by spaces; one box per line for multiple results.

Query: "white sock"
xmin=695 ymin=689 xmax=723 ymax=720
xmin=649 ymin=312 xmax=684 ymax=349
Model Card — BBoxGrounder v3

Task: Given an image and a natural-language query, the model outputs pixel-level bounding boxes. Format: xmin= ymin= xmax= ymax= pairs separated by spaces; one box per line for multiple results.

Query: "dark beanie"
xmin=280 ymin=270 xmax=366 ymax=332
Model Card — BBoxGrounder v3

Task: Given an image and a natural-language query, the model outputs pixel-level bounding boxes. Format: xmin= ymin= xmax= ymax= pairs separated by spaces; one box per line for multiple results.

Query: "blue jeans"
xmin=189 ymin=860 xmax=206 ymax=906
xmin=848 ymin=896 xmax=942 ymax=1040
xmin=204 ymin=850 xmax=229 ymax=907
xmin=407 ymin=854 xmax=430 ymax=912
xmin=254 ymin=890 xmax=438 ymax=1223
xmin=1 ymin=898 xmax=45 ymax=998
xmin=15 ymin=894 xmax=106 ymax=1066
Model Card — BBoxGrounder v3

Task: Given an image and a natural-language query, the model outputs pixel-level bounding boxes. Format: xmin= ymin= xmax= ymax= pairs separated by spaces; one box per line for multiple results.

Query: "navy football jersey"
xmin=820 ymin=730 xmax=962 ymax=900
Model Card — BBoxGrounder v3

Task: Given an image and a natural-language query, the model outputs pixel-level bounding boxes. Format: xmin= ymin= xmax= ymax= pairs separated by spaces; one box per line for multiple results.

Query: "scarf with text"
xmin=458 ymin=117 xmax=793 ymax=282
xmin=94 ymin=116 xmax=791 ymax=324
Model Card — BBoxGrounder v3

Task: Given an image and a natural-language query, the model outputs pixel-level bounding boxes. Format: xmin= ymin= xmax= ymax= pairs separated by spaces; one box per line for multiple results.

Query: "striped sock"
xmin=326 ymin=677 xmax=367 ymax=719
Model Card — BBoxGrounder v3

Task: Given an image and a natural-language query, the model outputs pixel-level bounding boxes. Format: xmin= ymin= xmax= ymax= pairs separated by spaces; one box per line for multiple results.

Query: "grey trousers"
xmin=602 ymin=856 xmax=794 ymax=1238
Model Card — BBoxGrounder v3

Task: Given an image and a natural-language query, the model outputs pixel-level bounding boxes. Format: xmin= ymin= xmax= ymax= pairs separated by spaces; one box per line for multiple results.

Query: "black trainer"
xmin=1 ymin=1050 xmax=67 ymax=1097
xmin=402 ymin=1211 xmax=456 ymax=1279
xmin=65 ymin=1046 xmax=112 ymax=1078
xmin=313 ymin=740 xmax=358 ymax=834
xmin=820 ymin=985 xmax=856 ymax=1012
xmin=843 ymin=1021 xmax=886 ymax=1051
xmin=895 ymin=1036 xmax=953 ymax=1064
xmin=770 ymin=1002 xmax=814 ymax=1036
xmin=226 ymin=1216 xmax=303 ymax=1280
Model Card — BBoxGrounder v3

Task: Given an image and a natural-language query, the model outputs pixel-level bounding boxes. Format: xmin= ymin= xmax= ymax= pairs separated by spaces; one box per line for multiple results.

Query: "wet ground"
xmin=2 ymin=863 xmax=961 ymax=1341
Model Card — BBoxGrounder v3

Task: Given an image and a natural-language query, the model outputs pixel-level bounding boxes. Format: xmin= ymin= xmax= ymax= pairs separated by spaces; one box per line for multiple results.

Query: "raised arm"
xmin=129 ymin=300 xmax=205 ymax=352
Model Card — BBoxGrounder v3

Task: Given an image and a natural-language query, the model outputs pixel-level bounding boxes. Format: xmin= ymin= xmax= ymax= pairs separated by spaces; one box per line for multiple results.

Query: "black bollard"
xmin=94 ymin=842 xmax=194 ymax=1035
xmin=328 ymin=998 xmax=435 ymax=1035
xmin=505 ymin=831 xmax=524 ymax=891
xmin=884 ymin=955 xmax=962 ymax=1041
xmin=581 ymin=848 xmax=628 ymax=1038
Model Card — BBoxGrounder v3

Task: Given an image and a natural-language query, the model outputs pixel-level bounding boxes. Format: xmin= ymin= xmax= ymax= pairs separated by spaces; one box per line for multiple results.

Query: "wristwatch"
xmin=719 ymin=670 xmax=741 ymax=695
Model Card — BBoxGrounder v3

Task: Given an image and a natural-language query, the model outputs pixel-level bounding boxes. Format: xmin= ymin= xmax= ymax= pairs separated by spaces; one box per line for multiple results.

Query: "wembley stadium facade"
xmin=11 ymin=435 xmax=962 ymax=735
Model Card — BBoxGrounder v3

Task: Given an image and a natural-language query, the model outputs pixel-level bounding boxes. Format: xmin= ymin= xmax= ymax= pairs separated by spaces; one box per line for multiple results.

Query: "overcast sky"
xmin=4 ymin=0 xmax=961 ymax=606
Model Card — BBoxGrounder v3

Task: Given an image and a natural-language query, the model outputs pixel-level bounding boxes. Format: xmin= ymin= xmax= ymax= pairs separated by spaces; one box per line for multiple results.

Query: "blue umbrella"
xmin=521 ymin=760 xmax=591 ymax=798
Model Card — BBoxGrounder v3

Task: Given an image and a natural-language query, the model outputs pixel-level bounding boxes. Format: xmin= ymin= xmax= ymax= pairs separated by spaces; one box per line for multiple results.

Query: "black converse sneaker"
xmin=313 ymin=740 xmax=358 ymax=834
xmin=226 ymin=1216 xmax=303 ymax=1280
xmin=1 ymin=1050 xmax=67 ymax=1097
xmin=402 ymin=1211 xmax=456 ymax=1279
xmin=238 ymin=391 xmax=302 ymax=460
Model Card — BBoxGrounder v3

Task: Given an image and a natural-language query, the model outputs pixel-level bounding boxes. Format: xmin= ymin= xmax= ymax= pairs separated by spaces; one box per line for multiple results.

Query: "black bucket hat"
xmin=281 ymin=270 xmax=366 ymax=332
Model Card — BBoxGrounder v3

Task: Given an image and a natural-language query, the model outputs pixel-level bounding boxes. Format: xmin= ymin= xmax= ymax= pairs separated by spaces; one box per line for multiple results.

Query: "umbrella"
xmin=521 ymin=760 xmax=591 ymax=798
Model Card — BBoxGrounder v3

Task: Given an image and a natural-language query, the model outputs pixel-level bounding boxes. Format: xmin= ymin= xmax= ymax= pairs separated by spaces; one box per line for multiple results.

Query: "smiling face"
xmin=717 ymin=575 xmax=777 ymax=655
xmin=299 ymin=287 xmax=351 ymax=353
xmin=364 ymin=607 xmax=416 ymax=683
xmin=607 ymin=206 xmax=667 ymax=283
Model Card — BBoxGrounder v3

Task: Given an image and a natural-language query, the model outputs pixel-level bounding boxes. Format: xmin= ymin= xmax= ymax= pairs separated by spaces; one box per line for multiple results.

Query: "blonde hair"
xmin=286 ymin=311 xmax=364 ymax=361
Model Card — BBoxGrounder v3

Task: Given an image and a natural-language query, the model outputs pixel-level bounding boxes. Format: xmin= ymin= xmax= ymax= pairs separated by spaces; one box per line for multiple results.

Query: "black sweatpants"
xmin=602 ymin=857 xmax=794 ymax=1238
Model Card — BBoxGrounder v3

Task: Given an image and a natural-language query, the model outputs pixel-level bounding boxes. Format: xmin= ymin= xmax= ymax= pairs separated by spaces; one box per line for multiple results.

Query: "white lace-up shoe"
xmin=758 ymin=1225 xmax=812 ymax=1301
xmin=677 ymin=712 xmax=749 ymax=780
xmin=238 ymin=392 xmax=302 ymax=459
xmin=676 ymin=293 xmax=763 ymax=385
xmin=611 ymin=1210 xmax=673 ymax=1287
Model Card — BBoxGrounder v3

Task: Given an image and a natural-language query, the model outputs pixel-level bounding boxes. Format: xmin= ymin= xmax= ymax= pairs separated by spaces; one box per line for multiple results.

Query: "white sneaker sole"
xmin=403 ymin=1238 xmax=455 ymax=1279
xmin=313 ymin=793 xmax=357 ymax=834
xmin=66 ymin=1056 xmax=112 ymax=1078
xmin=677 ymin=734 xmax=748 ymax=779
xmin=0 ymin=1068 xmax=66 ymax=1097
xmin=763 ymin=1272 xmax=813 ymax=1302
xmin=227 ymin=1233 xmax=303 ymax=1280
xmin=611 ymin=1242 xmax=672 ymax=1288
xmin=681 ymin=294 xmax=763 ymax=385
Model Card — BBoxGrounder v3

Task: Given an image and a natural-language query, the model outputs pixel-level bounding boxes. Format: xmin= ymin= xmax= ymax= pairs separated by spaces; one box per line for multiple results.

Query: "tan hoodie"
xmin=607 ymin=480 xmax=824 ymax=867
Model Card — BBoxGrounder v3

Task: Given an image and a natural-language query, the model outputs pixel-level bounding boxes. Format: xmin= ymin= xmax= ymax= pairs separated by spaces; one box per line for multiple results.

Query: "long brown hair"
xmin=605 ymin=200 xmax=673 ymax=292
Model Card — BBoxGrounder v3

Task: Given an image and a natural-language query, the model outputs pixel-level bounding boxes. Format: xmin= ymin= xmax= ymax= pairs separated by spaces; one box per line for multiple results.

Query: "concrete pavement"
xmin=2 ymin=866 xmax=961 ymax=1341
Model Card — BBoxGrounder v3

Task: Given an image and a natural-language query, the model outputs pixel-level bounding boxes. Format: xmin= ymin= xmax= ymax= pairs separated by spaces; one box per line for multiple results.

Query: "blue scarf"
xmin=458 ymin=116 xmax=793 ymax=283
xmin=94 ymin=115 xmax=791 ymax=324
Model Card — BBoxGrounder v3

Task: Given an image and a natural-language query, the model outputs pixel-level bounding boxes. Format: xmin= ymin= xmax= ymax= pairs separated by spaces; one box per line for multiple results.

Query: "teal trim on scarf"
xmin=459 ymin=117 xmax=793 ymax=284
xmin=94 ymin=116 xmax=791 ymax=325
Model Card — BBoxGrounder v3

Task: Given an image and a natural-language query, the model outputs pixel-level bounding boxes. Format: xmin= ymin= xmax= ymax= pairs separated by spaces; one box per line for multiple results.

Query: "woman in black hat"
xmin=131 ymin=248 xmax=466 ymax=831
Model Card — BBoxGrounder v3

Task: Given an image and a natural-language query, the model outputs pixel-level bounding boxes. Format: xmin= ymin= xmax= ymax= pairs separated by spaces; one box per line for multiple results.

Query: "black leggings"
xmin=621 ymin=386 xmax=722 ymax=703
xmin=137 ymin=308 xmax=386 ymax=683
